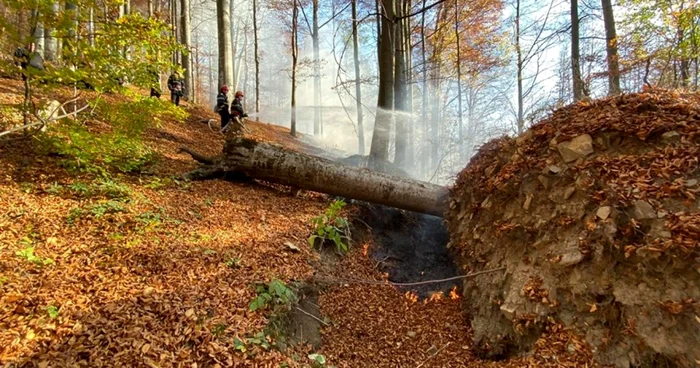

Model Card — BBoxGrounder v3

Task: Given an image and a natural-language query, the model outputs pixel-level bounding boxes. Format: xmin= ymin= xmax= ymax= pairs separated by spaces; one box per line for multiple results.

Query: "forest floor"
xmin=0 ymin=78 xmax=596 ymax=367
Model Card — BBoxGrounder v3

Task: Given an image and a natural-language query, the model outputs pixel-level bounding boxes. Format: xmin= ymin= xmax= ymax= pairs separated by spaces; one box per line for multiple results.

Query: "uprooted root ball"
xmin=447 ymin=90 xmax=700 ymax=367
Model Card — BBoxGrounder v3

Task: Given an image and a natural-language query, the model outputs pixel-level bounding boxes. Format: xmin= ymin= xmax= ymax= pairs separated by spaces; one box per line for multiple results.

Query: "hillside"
xmin=2 ymin=77 xmax=601 ymax=367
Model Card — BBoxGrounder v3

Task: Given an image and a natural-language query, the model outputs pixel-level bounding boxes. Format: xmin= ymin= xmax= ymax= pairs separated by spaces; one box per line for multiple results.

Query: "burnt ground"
xmin=360 ymin=204 xmax=460 ymax=298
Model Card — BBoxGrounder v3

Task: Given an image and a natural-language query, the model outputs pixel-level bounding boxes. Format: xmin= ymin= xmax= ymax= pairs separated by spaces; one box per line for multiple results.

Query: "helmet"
xmin=220 ymin=85 xmax=229 ymax=93
xmin=235 ymin=91 xmax=244 ymax=98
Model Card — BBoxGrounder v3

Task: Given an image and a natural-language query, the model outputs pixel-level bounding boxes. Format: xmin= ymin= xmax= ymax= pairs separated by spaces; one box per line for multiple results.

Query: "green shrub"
xmin=249 ymin=279 xmax=296 ymax=312
xmin=308 ymin=200 xmax=351 ymax=253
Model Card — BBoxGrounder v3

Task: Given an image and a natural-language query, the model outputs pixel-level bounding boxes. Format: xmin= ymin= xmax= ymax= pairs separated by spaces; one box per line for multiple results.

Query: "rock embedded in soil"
xmin=596 ymin=206 xmax=612 ymax=220
xmin=557 ymin=134 xmax=594 ymax=163
xmin=630 ymin=200 xmax=657 ymax=220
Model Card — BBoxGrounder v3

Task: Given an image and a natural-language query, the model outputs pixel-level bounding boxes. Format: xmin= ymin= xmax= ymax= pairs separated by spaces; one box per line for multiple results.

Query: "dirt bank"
xmin=447 ymin=91 xmax=700 ymax=367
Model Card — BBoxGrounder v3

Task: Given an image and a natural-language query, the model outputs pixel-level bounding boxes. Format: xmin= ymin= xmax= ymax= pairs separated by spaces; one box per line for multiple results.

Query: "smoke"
xmin=190 ymin=1 xmax=505 ymax=185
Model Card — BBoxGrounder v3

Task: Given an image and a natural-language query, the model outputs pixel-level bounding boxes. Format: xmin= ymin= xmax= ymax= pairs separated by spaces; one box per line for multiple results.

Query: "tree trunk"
xmin=369 ymin=0 xmax=396 ymax=164
xmin=351 ymin=0 xmax=364 ymax=155
xmin=148 ymin=0 xmax=154 ymax=17
xmin=290 ymin=0 xmax=299 ymax=137
xmin=312 ymin=0 xmax=322 ymax=136
xmin=253 ymin=0 xmax=260 ymax=121
xmin=64 ymin=0 xmax=78 ymax=61
xmin=454 ymin=0 xmax=463 ymax=154
xmin=185 ymin=138 xmax=449 ymax=216
xmin=515 ymin=0 xmax=524 ymax=133
xmin=420 ymin=0 xmax=428 ymax=178
xmin=180 ymin=0 xmax=192 ymax=100
xmin=571 ymin=0 xmax=586 ymax=101
xmin=217 ymin=0 xmax=233 ymax=86
xmin=601 ymin=0 xmax=620 ymax=96
xmin=393 ymin=0 xmax=409 ymax=169
xmin=43 ymin=2 xmax=59 ymax=61
xmin=31 ymin=10 xmax=44 ymax=56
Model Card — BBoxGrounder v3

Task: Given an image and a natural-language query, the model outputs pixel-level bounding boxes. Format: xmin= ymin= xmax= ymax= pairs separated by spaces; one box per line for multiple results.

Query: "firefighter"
xmin=215 ymin=85 xmax=231 ymax=131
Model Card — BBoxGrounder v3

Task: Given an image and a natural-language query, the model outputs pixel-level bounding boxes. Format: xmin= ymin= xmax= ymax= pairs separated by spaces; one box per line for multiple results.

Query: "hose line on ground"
xmin=311 ymin=267 xmax=506 ymax=287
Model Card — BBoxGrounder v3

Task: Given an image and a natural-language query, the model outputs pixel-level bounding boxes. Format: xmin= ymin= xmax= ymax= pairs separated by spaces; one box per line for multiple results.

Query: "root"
xmin=178 ymin=146 xmax=216 ymax=165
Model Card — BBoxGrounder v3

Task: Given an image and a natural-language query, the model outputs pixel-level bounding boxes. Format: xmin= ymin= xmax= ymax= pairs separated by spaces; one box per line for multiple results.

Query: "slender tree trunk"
xmin=217 ymin=0 xmax=233 ymax=86
xmin=394 ymin=0 xmax=409 ymax=169
xmin=312 ymin=0 xmax=322 ymax=136
xmin=253 ymin=0 xmax=261 ymax=121
xmin=88 ymin=7 xmax=95 ymax=46
xmin=181 ymin=0 xmax=192 ymax=100
xmin=31 ymin=10 xmax=44 ymax=56
xmin=64 ymin=0 xmax=78 ymax=60
xmin=601 ymin=0 xmax=621 ymax=95
xmin=369 ymin=0 xmax=396 ymax=163
xmin=43 ymin=2 xmax=59 ymax=61
xmin=515 ymin=0 xmax=524 ymax=133
xmin=230 ymin=0 xmax=240 ymax=89
xmin=420 ymin=0 xmax=428 ymax=177
xmin=454 ymin=0 xmax=463 ymax=153
xmin=148 ymin=0 xmax=154 ymax=17
xmin=209 ymin=52 xmax=216 ymax=104
xmin=351 ymin=0 xmax=364 ymax=155
xmin=404 ymin=0 xmax=413 ymax=169
xmin=571 ymin=0 xmax=586 ymax=101
xmin=125 ymin=0 xmax=131 ymax=15
xmin=290 ymin=0 xmax=299 ymax=137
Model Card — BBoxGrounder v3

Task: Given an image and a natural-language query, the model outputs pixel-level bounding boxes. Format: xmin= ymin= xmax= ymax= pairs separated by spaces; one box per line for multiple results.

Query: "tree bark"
xmin=31 ymin=9 xmax=44 ymax=57
xmin=393 ymin=0 xmax=409 ymax=169
xmin=515 ymin=0 xmax=524 ymax=133
xmin=571 ymin=0 xmax=586 ymax=101
xmin=290 ymin=0 xmax=299 ymax=137
xmin=369 ymin=0 xmax=396 ymax=164
xmin=312 ymin=0 xmax=322 ymax=136
xmin=148 ymin=0 xmax=154 ymax=18
xmin=184 ymin=138 xmax=449 ymax=216
xmin=43 ymin=2 xmax=59 ymax=61
xmin=351 ymin=0 xmax=364 ymax=155
xmin=454 ymin=0 xmax=463 ymax=152
xmin=420 ymin=0 xmax=428 ymax=177
xmin=217 ymin=0 xmax=233 ymax=86
xmin=253 ymin=0 xmax=261 ymax=121
xmin=601 ymin=0 xmax=621 ymax=95
xmin=181 ymin=0 xmax=192 ymax=100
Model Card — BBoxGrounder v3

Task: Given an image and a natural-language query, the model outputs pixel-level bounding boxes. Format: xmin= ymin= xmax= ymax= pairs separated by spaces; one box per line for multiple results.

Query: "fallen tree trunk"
xmin=183 ymin=137 xmax=449 ymax=217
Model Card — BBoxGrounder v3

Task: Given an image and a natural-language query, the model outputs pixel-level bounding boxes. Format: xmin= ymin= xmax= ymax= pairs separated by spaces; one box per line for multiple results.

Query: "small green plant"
xmin=95 ymin=178 xmax=132 ymax=199
xmin=224 ymin=257 xmax=242 ymax=268
xmin=308 ymin=200 xmax=351 ymax=253
xmin=19 ymin=182 xmax=35 ymax=194
xmin=233 ymin=331 xmax=272 ymax=353
xmin=202 ymin=248 xmax=217 ymax=256
xmin=69 ymin=182 xmax=92 ymax=197
xmin=211 ymin=323 xmax=227 ymax=336
xmin=136 ymin=211 xmax=163 ymax=230
xmin=67 ymin=200 xmax=128 ymax=224
xmin=0 ymin=276 xmax=8 ymax=286
xmin=144 ymin=177 xmax=171 ymax=190
xmin=16 ymin=246 xmax=54 ymax=266
xmin=249 ymin=279 xmax=297 ymax=312
xmin=45 ymin=183 xmax=64 ymax=195
xmin=46 ymin=305 xmax=60 ymax=319
xmin=90 ymin=200 xmax=127 ymax=218
xmin=308 ymin=354 xmax=327 ymax=367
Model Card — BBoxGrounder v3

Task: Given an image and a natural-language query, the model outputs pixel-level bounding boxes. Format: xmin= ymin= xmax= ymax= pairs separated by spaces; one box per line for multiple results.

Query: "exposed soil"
xmin=361 ymin=205 xmax=460 ymax=298
xmin=448 ymin=90 xmax=700 ymax=367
